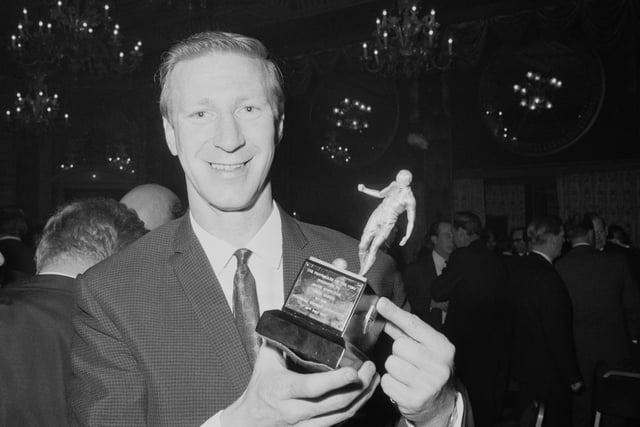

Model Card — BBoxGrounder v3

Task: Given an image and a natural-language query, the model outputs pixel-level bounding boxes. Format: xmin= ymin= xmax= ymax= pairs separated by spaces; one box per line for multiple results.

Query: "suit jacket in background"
xmin=604 ymin=242 xmax=640 ymax=290
xmin=431 ymin=239 xmax=507 ymax=427
xmin=556 ymin=245 xmax=640 ymax=369
xmin=431 ymin=240 xmax=508 ymax=364
xmin=556 ymin=245 xmax=640 ymax=427
xmin=0 ymin=238 xmax=36 ymax=287
xmin=0 ymin=274 xmax=75 ymax=427
xmin=508 ymin=253 xmax=582 ymax=390
xmin=69 ymin=210 xmax=407 ymax=427
xmin=403 ymin=251 xmax=443 ymax=329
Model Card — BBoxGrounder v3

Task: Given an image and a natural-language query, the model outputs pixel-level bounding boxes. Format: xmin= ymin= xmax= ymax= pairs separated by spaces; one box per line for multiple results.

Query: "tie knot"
xmin=234 ymin=248 xmax=252 ymax=267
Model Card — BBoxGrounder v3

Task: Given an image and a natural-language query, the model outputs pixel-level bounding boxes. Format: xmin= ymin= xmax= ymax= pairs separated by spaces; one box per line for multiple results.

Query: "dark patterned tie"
xmin=233 ymin=248 xmax=260 ymax=365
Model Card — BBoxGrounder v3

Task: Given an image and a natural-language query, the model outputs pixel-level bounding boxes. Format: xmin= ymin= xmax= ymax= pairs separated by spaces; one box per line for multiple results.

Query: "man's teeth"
xmin=209 ymin=162 xmax=244 ymax=171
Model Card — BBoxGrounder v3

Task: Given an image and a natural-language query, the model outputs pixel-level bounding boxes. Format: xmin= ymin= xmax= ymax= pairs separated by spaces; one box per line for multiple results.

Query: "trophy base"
xmin=256 ymin=310 xmax=367 ymax=372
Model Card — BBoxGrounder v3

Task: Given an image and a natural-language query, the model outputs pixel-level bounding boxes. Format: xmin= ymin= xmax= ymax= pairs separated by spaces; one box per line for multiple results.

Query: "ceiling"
xmin=0 ymin=0 xmax=567 ymax=61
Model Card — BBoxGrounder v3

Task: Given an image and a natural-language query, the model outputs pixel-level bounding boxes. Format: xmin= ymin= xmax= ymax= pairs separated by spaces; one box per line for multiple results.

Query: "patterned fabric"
xmin=557 ymin=170 xmax=640 ymax=244
xmin=69 ymin=208 xmax=407 ymax=426
xmin=232 ymin=248 xmax=260 ymax=365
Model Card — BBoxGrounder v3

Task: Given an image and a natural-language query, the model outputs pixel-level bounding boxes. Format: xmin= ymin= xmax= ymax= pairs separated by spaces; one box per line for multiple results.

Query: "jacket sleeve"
xmin=619 ymin=258 xmax=640 ymax=341
xmin=68 ymin=274 xmax=147 ymax=426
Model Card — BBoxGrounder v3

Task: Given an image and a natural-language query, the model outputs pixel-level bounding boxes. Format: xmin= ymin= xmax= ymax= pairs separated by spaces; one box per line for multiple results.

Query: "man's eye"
xmin=245 ymin=106 xmax=254 ymax=113
xmin=195 ymin=111 xmax=206 ymax=118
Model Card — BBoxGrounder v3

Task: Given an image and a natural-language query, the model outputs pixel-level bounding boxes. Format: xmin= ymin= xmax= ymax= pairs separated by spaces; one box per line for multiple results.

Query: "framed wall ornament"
xmin=308 ymin=69 xmax=400 ymax=169
xmin=478 ymin=40 xmax=605 ymax=156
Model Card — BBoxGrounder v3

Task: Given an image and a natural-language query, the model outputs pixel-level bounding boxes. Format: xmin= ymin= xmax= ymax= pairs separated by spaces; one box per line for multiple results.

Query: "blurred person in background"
xmin=0 ymin=198 xmax=147 ymax=427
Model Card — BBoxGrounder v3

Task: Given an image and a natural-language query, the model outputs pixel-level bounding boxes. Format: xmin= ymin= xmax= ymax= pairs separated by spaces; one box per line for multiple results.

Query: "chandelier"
xmin=513 ymin=71 xmax=563 ymax=111
xmin=8 ymin=1 xmax=143 ymax=79
xmin=361 ymin=0 xmax=454 ymax=77
xmin=5 ymin=81 xmax=70 ymax=128
xmin=320 ymin=131 xmax=352 ymax=165
xmin=107 ymin=143 xmax=136 ymax=174
xmin=329 ymin=97 xmax=372 ymax=132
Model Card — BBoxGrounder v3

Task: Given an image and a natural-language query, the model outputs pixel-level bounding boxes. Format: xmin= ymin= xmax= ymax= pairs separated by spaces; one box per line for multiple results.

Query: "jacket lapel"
xmin=170 ymin=216 xmax=252 ymax=395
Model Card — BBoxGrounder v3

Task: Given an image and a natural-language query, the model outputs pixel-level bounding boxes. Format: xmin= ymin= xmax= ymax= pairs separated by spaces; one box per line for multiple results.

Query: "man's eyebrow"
xmin=194 ymin=97 xmax=214 ymax=106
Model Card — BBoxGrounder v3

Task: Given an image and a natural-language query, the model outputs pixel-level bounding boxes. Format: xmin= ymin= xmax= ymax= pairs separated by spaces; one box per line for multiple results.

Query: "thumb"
xmin=331 ymin=258 xmax=348 ymax=270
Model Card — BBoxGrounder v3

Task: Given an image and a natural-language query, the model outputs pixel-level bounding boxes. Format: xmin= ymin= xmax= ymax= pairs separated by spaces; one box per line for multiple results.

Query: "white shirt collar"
xmin=572 ymin=242 xmax=592 ymax=248
xmin=432 ymin=250 xmax=447 ymax=275
xmin=531 ymin=249 xmax=553 ymax=264
xmin=37 ymin=270 xmax=77 ymax=278
xmin=189 ymin=202 xmax=284 ymax=314
xmin=189 ymin=202 xmax=283 ymax=276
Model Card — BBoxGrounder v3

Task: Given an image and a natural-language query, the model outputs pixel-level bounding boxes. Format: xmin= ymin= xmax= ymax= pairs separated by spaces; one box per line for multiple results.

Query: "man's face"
xmin=163 ymin=52 xmax=283 ymax=215
xmin=592 ymin=218 xmax=606 ymax=250
xmin=511 ymin=229 xmax=527 ymax=255
xmin=452 ymin=227 xmax=468 ymax=248
xmin=432 ymin=222 xmax=455 ymax=257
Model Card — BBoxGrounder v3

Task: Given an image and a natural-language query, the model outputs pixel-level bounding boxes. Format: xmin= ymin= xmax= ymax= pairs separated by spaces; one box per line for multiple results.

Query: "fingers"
xmin=377 ymin=297 xmax=442 ymax=345
xmin=285 ymin=362 xmax=379 ymax=425
xmin=287 ymin=367 xmax=360 ymax=399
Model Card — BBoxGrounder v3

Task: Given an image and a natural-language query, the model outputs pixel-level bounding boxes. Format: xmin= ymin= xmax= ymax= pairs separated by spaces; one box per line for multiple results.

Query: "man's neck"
xmin=189 ymin=188 xmax=274 ymax=247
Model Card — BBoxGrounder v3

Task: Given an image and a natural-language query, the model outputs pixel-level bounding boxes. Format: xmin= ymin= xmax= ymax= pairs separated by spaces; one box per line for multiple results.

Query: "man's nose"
xmin=214 ymin=113 xmax=245 ymax=153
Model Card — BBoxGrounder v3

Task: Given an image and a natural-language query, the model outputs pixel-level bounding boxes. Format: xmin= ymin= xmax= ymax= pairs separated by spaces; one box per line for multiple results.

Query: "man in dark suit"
xmin=0 ymin=198 xmax=146 ymax=427
xmin=69 ymin=31 xmax=464 ymax=427
xmin=0 ymin=208 xmax=36 ymax=286
xmin=556 ymin=215 xmax=640 ymax=427
xmin=403 ymin=221 xmax=454 ymax=330
xmin=509 ymin=216 xmax=583 ymax=427
xmin=432 ymin=211 xmax=507 ymax=427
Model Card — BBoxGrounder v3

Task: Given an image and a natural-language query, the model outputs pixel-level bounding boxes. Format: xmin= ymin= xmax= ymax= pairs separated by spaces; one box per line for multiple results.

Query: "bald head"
xmin=120 ymin=184 xmax=182 ymax=230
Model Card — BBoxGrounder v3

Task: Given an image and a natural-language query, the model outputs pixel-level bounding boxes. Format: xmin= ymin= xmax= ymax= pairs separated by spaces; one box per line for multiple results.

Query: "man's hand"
xmin=221 ymin=344 xmax=380 ymax=427
xmin=376 ymin=297 xmax=456 ymax=427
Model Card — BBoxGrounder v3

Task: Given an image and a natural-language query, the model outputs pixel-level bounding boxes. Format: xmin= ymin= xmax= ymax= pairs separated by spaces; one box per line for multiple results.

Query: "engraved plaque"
xmin=256 ymin=257 xmax=385 ymax=371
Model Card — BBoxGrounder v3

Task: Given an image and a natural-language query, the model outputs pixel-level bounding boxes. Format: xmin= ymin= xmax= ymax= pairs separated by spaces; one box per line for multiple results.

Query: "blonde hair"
xmin=156 ymin=31 xmax=284 ymax=124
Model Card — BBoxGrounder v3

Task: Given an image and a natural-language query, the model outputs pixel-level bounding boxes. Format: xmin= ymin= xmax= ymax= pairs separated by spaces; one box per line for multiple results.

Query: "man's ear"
xmin=163 ymin=117 xmax=178 ymax=156
xmin=276 ymin=114 xmax=285 ymax=145
xmin=430 ymin=235 xmax=438 ymax=247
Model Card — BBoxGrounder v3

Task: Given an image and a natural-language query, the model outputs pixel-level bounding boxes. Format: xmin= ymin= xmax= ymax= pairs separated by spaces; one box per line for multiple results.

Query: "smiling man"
xmin=69 ymin=31 xmax=462 ymax=427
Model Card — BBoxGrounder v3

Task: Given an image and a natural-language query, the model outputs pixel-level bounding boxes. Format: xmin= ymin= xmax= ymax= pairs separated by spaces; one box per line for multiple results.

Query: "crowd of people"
xmin=1 ymin=30 xmax=462 ymax=427
xmin=1 ymin=28 xmax=639 ymax=427
xmin=403 ymin=212 xmax=640 ymax=427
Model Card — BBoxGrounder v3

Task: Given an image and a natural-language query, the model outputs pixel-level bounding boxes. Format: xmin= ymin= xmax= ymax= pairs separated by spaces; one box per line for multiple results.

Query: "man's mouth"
xmin=208 ymin=160 xmax=249 ymax=171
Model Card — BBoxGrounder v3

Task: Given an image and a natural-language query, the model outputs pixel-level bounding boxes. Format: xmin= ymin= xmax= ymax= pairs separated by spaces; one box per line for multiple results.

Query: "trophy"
xmin=256 ymin=170 xmax=416 ymax=371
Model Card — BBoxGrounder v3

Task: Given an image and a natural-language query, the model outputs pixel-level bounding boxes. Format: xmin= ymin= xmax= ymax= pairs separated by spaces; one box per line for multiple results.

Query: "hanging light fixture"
xmin=8 ymin=1 xmax=143 ymax=79
xmin=513 ymin=71 xmax=563 ymax=111
xmin=329 ymin=97 xmax=372 ymax=133
xmin=361 ymin=0 xmax=454 ymax=77
xmin=5 ymin=81 xmax=69 ymax=128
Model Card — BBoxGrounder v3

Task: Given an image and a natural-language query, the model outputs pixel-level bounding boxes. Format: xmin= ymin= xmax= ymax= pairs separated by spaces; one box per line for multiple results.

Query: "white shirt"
xmin=190 ymin=203 xmax=284 ymax=316
xmin=193 ymin=203 xmax=283 ymax=427
xmin=432 ymin=250 xmax=447 ymax=277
